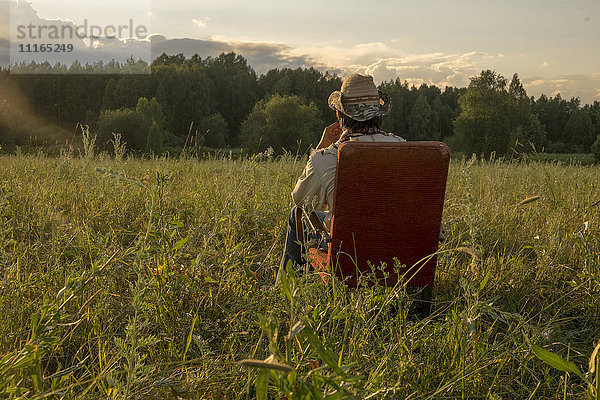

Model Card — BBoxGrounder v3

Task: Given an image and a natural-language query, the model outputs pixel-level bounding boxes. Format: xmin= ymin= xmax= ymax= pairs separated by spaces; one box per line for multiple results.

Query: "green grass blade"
xmin=172 ymin=236 xmax=190 ymax=252
xmin=303 ymin=324 xmax=344 ymax=375
xmin=238 ymin=359 xmax=294 ymax=372
xmin=279 ymin=264 xmax=292 ymax=303
xmin=589 ymin=340 xmax=600 ymax=375
xmin=532 ymin=345 xmax=585 ymax=380
xmin=256 ymin=369 xmax=269 ymax=400
xmin=182 ymin=313 xmax=198 ymax=362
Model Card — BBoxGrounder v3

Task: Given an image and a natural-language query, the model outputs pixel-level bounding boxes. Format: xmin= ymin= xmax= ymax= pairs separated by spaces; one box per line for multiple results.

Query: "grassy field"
xmin=0 ymin=152 xmax=599 ymax=399
xmin=526 ymin=153 xmax=597 ymax=166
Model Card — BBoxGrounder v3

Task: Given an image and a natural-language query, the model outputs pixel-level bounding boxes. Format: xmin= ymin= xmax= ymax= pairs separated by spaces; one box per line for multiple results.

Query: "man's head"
xmin=328 ymin=74 xmax=391 ymax=133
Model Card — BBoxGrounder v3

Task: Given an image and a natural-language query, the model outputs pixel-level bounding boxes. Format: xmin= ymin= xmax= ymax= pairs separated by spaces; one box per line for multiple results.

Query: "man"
xmin=279 ymin=73 xmax=406 ymax=274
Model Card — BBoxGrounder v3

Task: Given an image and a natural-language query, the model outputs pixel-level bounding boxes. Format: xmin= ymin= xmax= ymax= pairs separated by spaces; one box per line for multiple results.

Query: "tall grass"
xmin=0 ymin=152 xmax=598 ymax=398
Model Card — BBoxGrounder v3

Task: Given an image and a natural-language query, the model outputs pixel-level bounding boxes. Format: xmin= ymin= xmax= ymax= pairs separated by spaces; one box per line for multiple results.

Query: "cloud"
xmin=1 ymin=0 xmax=151 ymax=68
xmin=523 ymin=75 xmax=600 ymax=102
xmin=192 ymin=18 xmax=207 ymax=28
xmin=349 ymin=51 xmax=501 ymax=89
xmin=149 ymin=36 xmax=323 ymax=74
xmin=282 ymin=42 xmax=502 ymax=90
xmin=290 ymin=41 xmax=396 ymax=68
xmin=527 ymin=79 xmax=545 ymax=86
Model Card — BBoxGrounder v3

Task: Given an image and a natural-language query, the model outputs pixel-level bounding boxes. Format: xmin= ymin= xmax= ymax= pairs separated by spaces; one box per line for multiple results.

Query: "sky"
xmin=1 ymin=0 xmax=599 ymax=103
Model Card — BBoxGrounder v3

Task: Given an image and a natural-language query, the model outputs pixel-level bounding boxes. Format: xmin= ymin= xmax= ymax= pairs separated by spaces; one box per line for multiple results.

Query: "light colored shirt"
xmin=292 ymin=131 xmax=406 ymax=228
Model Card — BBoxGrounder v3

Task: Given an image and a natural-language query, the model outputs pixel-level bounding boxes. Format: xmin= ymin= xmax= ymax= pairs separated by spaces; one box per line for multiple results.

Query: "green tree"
xmin=583 ymin=102 xmax=600 ymax=142
xmin=452 ymin=70 xmax=512 ymax=156
xmin=508 ymin=73 xmax=531 ymax=128
xmin=379 ymin=79 xmax=411 ymax=136
xmin=439 ymin=86 xmax=466 ymax=139
xmin=533 ymin=93 xmax=570 ymax=146
xmin=96 ymin=108 xmax=149 ymax=151
xmin=136 ymin=97 xmax=166 ymax=129
xmin=204 ymin=53 xmax=259 ymax=145
xmin=101 ymin=78 xmax=119 ymax=110
xmin=512 ymin=113 xmax=547 ymax=152
xmin=564 ymin=109 xmax=593 ymax=152
xmin=152 ymin=53 xmax=187 ymax=67
xmin=146 ymin=121 xmax=164 ymax=153
xmin=592 ymin=134 xmax=600 ymax=162
xmin=408 ymin=94 xmax=433 ymax=140
xmin=240 ymin=94 xmax=321 ymax=154
xmin=152 ymin=63 xmax=213 ymax=138
xmin=96 ymin=97 xmax=165 ymax=151
xmin=506 ymin=74 xmax=547 ymax=152
xmin=199 ymin=113 xmax=228 ymax=149
xmin=429 ymin=97 xmax=445 ymax=140
xmin=379 ymin=79 xmax=463 ymax=140
xmin=258 ymin=68 xmax=342 ymax=126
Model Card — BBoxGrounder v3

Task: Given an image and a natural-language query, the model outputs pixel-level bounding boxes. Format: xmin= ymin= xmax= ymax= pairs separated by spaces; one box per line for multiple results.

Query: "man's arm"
xmin=316 ymin=121 xmax=342 ymax=149
xmin=292 ymin=159 xmax=318 ymax=207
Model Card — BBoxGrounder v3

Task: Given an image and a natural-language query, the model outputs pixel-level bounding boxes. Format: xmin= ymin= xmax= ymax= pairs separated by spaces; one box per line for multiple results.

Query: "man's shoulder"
xmin=308 ymin=133 xmax=405 ymax=164
xmin=307 ymin=145 xmax=338 ymax=172
xmin=311 ymin=144 xmax=338 ymax=158
xmin=373 ymin=132 xmax=406 ymax=142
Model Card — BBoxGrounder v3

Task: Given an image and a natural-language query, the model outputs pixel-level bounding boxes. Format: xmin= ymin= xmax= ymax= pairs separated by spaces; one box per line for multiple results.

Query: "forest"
xmin=1 ymin=52 xmax=600 ymax=158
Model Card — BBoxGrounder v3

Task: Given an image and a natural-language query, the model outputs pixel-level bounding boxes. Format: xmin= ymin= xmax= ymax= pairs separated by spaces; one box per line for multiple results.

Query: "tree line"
xmin=1 ymin=53 xmax=599 ymax=157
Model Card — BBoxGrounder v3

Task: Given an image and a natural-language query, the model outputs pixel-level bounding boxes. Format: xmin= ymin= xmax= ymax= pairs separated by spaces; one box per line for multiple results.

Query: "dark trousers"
xmin=278 ymin=207 xmax=327 ymax=280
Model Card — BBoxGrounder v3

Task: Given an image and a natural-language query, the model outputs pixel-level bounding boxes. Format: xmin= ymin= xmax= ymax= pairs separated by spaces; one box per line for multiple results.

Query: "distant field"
xmin=527 ymin=152 xmax=596 ymax=165
xmin=0 ymin=154 xmax=598 ymax=399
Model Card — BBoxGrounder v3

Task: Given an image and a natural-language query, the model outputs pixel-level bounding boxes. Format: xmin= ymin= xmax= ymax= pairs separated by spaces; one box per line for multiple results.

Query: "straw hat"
xmin=328 ymin=74 xmax=391 ymax=121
